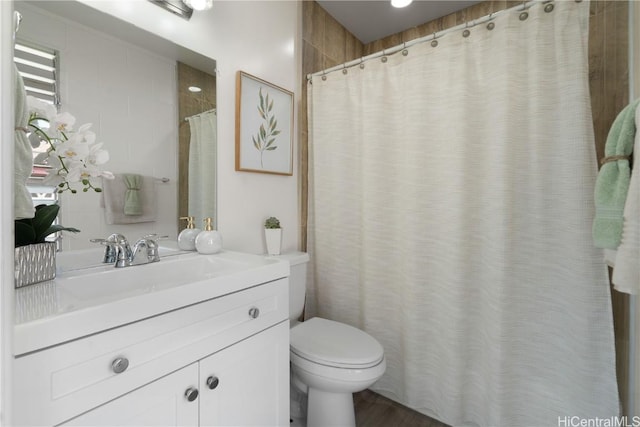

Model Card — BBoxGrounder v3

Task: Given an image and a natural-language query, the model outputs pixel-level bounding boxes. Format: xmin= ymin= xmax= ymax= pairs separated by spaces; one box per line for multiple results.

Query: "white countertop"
xmin=14 ymin=250 xmax=289 ymax=356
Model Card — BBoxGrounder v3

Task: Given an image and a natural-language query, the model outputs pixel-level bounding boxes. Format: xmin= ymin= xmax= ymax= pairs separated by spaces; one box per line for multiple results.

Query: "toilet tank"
xmin=276 ymin=252 xmax=310 ymax=322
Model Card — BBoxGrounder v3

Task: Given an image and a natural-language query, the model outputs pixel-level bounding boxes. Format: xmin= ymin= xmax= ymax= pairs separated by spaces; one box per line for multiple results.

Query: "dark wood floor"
xmin=354 ymin=390 xmax=450 ymax=427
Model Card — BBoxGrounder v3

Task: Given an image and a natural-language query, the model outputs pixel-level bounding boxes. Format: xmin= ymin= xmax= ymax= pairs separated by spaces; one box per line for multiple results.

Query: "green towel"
xmin=593 ymin=99 xmax=640 ymax=249
xmin=123 ymin=174 xmax=143 ymax=216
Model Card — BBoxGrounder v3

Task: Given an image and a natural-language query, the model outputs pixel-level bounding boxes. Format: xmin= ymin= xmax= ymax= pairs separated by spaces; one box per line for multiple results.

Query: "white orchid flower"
xmin=86 ymin=143 xmax=109 ymax=165
xmin=65 ymin=162 xmax=88 ymax=183
xmin=50 ymin=112 xmax=76 ymax=134
xmin=68 ymin=123 xmax=96 ymax=144
xmin=26 ymin=105 xmax=110 ymax=193
xmin=55 ymin=138 xmax=90 ymax=162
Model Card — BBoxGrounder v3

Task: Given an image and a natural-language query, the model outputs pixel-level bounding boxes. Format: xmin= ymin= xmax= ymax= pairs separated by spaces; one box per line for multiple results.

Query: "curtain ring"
xmin=544 ymin=2 xmax=554 ymax=12
xmin=359 ymin=58 xmax=365 ymax=69
xmin=519 ymin=1 xmax=529 ymax=20
xmin=321 ymin=71 xmax=327 ymax=81
xmin=401 ymin=42 xmax=409 ymax=56
xmin=342 ymin=64 xmax=348 ymax=75
xmin=381 ymin=49 xmax=388 ymax=63
xmin=487 ymin=13 xmax=495 ymax=30
xmin=462 ymin=22 xmax=471 ymax=38
xmin=431 ymin=32 xmax=438 ymax=47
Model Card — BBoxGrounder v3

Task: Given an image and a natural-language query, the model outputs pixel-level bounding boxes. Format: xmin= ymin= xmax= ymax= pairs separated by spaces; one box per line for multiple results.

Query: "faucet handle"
xmin=141 ymin=234 xmax=169 ymax=241
xmin=106 ymin=233 xmax=129 ymax=244
xmin=90 ymin=238 xmax=117 ymax=264
xmin=133 ymin=236 xmax=161 ymax=264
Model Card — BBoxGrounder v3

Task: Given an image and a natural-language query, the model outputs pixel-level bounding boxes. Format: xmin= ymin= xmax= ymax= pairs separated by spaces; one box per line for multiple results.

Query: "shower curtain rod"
xmin=307 ymin=0 xmax=555 ymax=80
xmin=183 ymin=108 xmax=216 ymax=121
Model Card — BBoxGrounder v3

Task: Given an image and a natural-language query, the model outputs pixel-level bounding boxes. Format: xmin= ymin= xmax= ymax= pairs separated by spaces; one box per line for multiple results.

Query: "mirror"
xmin=15 ymin=0 xmax=217 ymax=251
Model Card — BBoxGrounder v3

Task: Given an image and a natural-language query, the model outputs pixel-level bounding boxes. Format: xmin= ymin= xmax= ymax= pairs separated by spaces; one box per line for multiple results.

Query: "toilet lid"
xmin=290 ymin=317 xmax=384 ymax=369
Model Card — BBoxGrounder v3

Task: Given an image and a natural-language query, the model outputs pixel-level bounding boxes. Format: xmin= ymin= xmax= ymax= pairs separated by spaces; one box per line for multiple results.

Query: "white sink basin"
xmin=14 ymin=249 xmax=289 ymax=355
xmin=57 ymin=252 xmax=242 ymax=304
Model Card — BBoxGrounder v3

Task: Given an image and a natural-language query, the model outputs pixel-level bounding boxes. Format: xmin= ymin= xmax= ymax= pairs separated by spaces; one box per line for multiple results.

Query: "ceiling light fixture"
xmin=391 ymin=0 xmax=413 ymax=8
xmin=182 ymin=0 xmax=213 ymax=11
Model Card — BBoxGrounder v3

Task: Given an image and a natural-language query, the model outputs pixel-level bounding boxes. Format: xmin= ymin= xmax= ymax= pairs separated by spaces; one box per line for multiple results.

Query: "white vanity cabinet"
xmin=12 ymin=262 xmax=290 ymax=427
xmin=62 ymin=322 xmax=288 ymax=427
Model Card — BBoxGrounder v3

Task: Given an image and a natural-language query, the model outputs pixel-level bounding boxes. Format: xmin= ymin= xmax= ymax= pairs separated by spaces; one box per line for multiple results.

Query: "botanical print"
xmin=252 ymin=87 xmax=281 ymax=168
xmin=236 ymin=71 xmax=293 ymax=175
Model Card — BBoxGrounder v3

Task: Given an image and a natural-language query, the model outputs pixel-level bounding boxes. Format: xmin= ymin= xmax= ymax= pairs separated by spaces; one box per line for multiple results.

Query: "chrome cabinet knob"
xmin=111 ymin=357 xmax=129 ymax=374
xmin=184 ymin=387 xmax=199 ymax=402
xmin=206 ymin=376 xmax=220 ymax=390
xmin=248 ymin=307 xmax=260 ymax=319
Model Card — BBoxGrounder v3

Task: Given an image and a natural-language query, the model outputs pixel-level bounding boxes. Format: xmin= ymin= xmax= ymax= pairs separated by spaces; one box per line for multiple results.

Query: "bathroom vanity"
xmin=12 ymin=250 xmax=289 ymax=426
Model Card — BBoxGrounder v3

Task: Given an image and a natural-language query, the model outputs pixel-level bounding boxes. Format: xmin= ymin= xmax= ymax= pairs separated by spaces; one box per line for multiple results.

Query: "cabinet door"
xmin=62 ymin=363 xmax=199 ymax=427
xmin=199 ymin=321 xmax=289 ymax=427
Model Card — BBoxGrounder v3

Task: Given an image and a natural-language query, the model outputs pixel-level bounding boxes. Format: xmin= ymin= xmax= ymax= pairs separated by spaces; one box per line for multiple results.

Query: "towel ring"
xmin=600 ymin=155 xmax=631 ymax=165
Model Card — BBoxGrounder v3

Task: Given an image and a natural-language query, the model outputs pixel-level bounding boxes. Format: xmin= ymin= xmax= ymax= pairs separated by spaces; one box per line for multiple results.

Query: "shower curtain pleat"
xmin=187 ymin=111 xmax=217 ymax=226
xmin=307 ymin=2 xmax=619 ymax=426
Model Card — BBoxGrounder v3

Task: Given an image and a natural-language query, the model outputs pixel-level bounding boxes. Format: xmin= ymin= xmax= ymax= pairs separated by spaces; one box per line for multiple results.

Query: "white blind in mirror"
xmin=14 ymin=40 xmax=59 ymax=106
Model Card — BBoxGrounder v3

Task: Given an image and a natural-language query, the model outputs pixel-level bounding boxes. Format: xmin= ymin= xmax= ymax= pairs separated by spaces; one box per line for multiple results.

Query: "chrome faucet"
xmin=91 ymin=234 xmax=163 ymax=268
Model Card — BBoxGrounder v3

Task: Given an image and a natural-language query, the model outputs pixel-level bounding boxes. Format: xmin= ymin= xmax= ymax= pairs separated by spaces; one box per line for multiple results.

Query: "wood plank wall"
xmin=301 ymin=0 xmax=630 ymax=413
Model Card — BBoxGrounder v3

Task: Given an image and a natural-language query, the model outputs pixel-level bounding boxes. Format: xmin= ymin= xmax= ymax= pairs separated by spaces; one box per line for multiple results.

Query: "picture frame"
xmin=235 ymin=71 xmax=294 ymax=175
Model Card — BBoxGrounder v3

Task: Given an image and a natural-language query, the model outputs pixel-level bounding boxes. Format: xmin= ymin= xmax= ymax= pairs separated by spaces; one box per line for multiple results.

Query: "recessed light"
xmin=391 ymin=0 xmax=413 ymax=8
xmin=188 ymin=86 xmax=202 ymax=93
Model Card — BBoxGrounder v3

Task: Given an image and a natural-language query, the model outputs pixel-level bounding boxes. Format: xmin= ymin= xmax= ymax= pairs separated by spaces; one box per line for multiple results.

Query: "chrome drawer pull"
xmin=248 ymin=307 xmax=260 ymax=319
xmin=111 ymin=357 xmax=129 ymax=374
xmin=206 ymin=375 xmax=220 ymax=390
xmin=185 ymin=387 xmax=199 ymax=402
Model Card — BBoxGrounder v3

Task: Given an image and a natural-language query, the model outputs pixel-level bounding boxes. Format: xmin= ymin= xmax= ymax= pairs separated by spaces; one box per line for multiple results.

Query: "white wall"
xmin=80 ymin=0 xmax=302 ymax=255
xmin=15 ymin=3 xmax=179 ymax=251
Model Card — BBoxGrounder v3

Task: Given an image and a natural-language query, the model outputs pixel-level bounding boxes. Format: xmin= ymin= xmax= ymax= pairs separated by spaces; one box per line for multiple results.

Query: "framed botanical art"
xmin=235 ymin=71 xmax=294 ymax=175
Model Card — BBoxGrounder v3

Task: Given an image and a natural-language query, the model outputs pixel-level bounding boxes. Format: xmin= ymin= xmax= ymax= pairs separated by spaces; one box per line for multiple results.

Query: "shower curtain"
xmin=187 ymin=110 xmax=217 ymax=226
xmin=307 ymin=2 xmax=618 ymax=426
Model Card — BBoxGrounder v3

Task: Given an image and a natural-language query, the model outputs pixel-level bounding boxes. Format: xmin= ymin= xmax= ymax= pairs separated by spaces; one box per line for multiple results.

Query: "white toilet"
xmin=279 ymin=252 xmax=386 ymax=427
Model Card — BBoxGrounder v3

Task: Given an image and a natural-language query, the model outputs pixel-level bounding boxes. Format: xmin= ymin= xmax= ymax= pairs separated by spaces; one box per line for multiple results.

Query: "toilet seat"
xmin=290 ymin=317 xmax=384 ymax=369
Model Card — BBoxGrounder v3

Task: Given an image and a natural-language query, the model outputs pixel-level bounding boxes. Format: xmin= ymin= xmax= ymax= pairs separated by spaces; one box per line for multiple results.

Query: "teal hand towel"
xmin=123 ymin=174 xmax=143 ymax=216
xmin=593 ymin=99 xmax=640 ymax=249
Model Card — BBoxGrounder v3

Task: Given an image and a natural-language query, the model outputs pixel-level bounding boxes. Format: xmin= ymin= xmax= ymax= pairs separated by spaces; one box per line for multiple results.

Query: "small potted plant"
xmin=264 ymin=216 xmax=282 ymax=255
xmin=15 ymin=203 xmax=80 ymax=287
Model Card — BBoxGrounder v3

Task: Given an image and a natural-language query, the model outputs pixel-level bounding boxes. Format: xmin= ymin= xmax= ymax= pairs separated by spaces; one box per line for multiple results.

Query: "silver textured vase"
xmin=15 ymin=242 xmax=57 ymax=288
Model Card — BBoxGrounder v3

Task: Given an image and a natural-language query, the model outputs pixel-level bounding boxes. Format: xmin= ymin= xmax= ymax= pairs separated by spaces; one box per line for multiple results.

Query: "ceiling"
xmin=316 ymin=0 xmax=483 ymax=44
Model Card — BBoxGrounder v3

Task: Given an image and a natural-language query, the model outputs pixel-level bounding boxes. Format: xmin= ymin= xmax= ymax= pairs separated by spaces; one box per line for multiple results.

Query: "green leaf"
xmin=32 ymin=204 xmax=60 ymax=239
xmin=259 ymin=124 xmax=266 ymax=140
xmin=268 ymin=98 xmax=274 ymax=112
xmin=94 ymin=188 xmax=102 ymax=193
xmin=252 ymin=136 xmax=260 ymax=150
xmin=266 ymin=146 xmax=277 ymax=151
xmin=271 ymin=119 xmax=278 ymax=132
xmin=266 ymin=138 xmax=276 ymax=147
xmin=259 ymin=88 xmax=264 ymax=110
xmin=272 ymin=130 xmax=281 ymax=136
xmin=37 ymin=225 xmax=80 ymax=243
xmin=15 ymin=221 xmax=36 ymax=247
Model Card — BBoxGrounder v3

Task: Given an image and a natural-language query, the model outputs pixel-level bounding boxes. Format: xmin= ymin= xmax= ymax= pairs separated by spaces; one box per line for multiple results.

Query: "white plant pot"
xmin=265 ymin=228 xmax=282 ymax=255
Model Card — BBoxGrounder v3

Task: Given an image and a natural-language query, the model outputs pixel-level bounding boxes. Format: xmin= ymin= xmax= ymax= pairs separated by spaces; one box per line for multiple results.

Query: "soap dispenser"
xmin=178 ymin=216 xmax=201 ymax=251
xmin=195 ymin=217 xmax=223 ymax=254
